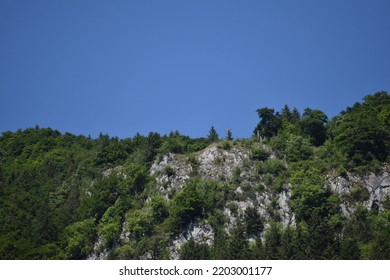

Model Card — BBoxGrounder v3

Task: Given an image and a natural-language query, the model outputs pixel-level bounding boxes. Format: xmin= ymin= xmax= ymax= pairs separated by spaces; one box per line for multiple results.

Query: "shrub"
xmin=214 ymin=156 xmax=223 ymax=165
xmin=164 ymin=166 xmax=175 ymax=177
xmin=227 ymin=202 xmax=238 ymax=216
xmin=285 ymin=135 xmax=313 ymax=162
xmin=63 ymin=218 xmax=97 ymax=259
xmin=232 ymin=167 xmax=241 ymax=184
xmin=222 ymin=141 xmax=232 ymax=150
xmin=251 ymin=148 xmax=269 ymax=161
xmin=263 ymin=159 xmax=286 ymax=176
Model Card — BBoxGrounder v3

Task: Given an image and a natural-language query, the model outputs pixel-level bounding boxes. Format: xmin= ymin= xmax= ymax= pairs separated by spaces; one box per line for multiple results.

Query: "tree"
xmin=285 ymin=134 xmax=313 ymax=162
xmin=119 ymin=163 xmax=149 ymax=195
xmin=281 ymin=105 xmax=301 ymax=124
xmin=368 ymin=210 xmax=390 ymax=259
xmin=299 ymin=108 xmax=328 ymax=146
xmin=125 ymin=209 xmax=154 ymax=240
xmin=264 ymin=222 xmax=282 ymax=259
xmin=63 ymin=218 xmax=97 ymax=259
xmin=180 ymin=238 xmax=210 ymax=259
xmin=280 ymin=225 xmax=299 ymax=259
xmin=254 ymin=107 xmax=282 ymax=140
xmin=149 ymin=195 xmax=169 ymax=224
xmin=244 ymin=207 xmax=264 ymax=237
xmin=208 ymin=126 xmax=219 ymax=142
xmin=227 ymin=218 xmax=250 ymax=259
xmin=226 ymin=129 xmax=233 ymax=141
xmin=328 ymin=91 xmax=390 ymax=168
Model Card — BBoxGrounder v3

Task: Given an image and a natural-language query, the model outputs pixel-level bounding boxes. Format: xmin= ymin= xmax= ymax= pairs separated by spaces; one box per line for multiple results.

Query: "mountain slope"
xmin=0 ymin=91 xmax=389 ymax=260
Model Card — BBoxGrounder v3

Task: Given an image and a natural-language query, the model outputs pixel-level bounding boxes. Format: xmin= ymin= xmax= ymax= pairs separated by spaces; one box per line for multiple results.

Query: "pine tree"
xmin=208 ymin=126 xmax=219 ymax=142
xmin=227 ymin=218 xmax=249 ymax=259
xmin=226 ymin=129 xmax=233 ymax=141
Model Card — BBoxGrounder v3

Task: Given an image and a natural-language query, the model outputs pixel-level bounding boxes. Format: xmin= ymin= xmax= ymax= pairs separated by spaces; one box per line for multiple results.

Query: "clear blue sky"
xmin=1 ymin=0 xmax=389 ymax=139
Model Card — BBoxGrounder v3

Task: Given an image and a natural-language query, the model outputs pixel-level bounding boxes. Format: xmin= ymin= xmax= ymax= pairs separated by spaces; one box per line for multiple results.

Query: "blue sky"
xmin=1 ymin=0 xmax=389 ymax=139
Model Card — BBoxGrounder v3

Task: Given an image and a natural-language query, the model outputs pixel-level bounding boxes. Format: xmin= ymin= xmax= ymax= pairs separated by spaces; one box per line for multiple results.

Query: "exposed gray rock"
xmin=327 ymin=170 xmax=390 ymax=214
xmin=102 ymin=165 xmax=123 ymax=178
xmin=87 ymin=235 xmax=110 ymax=260
xmin=170 ymin=221 xmax=214 ymax=260
xmin=151 ymin=145 xmax=258 ymax=198
xmin=150 ymin=153 xmax=192 ymax=197
xmin=198 ymin=145 xmax=252 ymax=181
xmin=278 ymin=188 xmax=295 ymax=226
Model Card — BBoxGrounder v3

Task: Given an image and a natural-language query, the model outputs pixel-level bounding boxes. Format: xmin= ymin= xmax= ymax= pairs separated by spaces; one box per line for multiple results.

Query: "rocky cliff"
xmin=87 ymin=142 xmax=390 ymax=260
xmin=146 ymin=144 xmax=390 ymax=259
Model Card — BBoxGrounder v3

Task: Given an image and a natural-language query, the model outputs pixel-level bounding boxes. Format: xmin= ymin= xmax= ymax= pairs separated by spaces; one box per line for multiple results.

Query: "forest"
xmin=0 ymin=91 xmax=389 ymax=260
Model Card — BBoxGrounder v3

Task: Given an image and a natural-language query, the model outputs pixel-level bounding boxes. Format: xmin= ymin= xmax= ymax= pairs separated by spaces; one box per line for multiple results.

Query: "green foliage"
xmin=285 ymin=134 xmax=313 ymax=162
xmin=299 ymin=108 xmax=328 ymax=146
xmin=160 ymin=134 xmax=185 ymax=154
xmin=169 ymin=179 xmax=233 ymax=234
xmin=125 ymin=209 xmax=154 ymax=240
xmin=180 ymin=238 xmax=210 ymax=260
xmin=163 ymin=165 xmax=175 ymax=177
xmin=159 ymin=131 xmax=209 ymax=155
xmin=227 ymin=202 xmax=238 ymax=216
xmin=222 ymin=140 xmax=232 ymax=150
xmin=227 ymin=218 xmax=250 ymax=259
xmin=244 ymin=207 xmax=264 ymax=237
xmin=291 ymin=184 xmax=327 ymax=222
xmin=80 ymin=175 xmax=121 ymax=220
xmin=258 ymin=158 xmax=286 ymax=176
xmin=232 ymin=167 xmax=241 ymax=184
xmin=207 ymin=126 xmax=219 ymax=142
xmin=328 ymin=91 xmax=390 ymax=170
xmin=63 ymin=218 xmax=97 ymax=259
xmin=264 ymin=222 xmax=283 ymax=259
xmin=119 ymin=163 xmax=149 ymax=195
xmin=253 ymin=107 xmax=282 ymax=140
xmin=281 ymin=105 xmax=301 ymax=124
xmin=188 ymin=154 xmax=200 ymax=175
xmin=226 ymin=129 xmax=233 ymax=141
xmin=349 ymin=184 xmax=370 ymax=203
xmin=148 ymin=195 xmax=169 ymax=223
xmin=251 ymin=147 xmax=269 ymax=161
xmin=0 ymin=127 xmax=98 ymax=259
xmin=98 ymin=199 xmax=126 ymax=248
xmin=95 ymin=135 xmax=129 ymax=167
xmin=213 ymin=156 xmax=223 ymax=165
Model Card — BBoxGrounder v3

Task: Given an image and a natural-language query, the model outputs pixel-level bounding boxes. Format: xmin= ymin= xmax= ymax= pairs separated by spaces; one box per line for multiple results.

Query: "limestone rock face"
xmin=327 ymin=170 xmax=390 ymax=216
xmin=198 ymin=145 xmax=252 ymax=180
xmin=87 ymin=235 xmax=109 ymax=260
xmin=150 ymin=145 xmax=257 ymax=194
xmin=150 ymin=153 xmax=192 ymax=197
xmin=170 ymin=221 xmax=214 ymax=260
xmin=150 ymin=144 xmax=296 ymax=256
xmin=147 ymin=145 xmax=389 ymax=259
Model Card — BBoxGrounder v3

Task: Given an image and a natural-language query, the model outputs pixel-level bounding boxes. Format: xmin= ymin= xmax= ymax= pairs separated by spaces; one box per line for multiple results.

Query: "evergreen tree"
xmin=254 ymin=107 xmax=282 ymax=140
xmin=208 ymin=126 xmax=219 ymax=142
xmin=281 ymin=105 xmax=300 ymax=124
xmin=328 ymin=91 xmax=390 ymax=168
xmin=299 ymin=108 xmax=328 ymax=146
xmin=180 ymin=238 xmax=210 ymax=260
xmin=226 ymin=129 xmax=233 ymax=141
xmin=244 ymin=207 xmax=264 ymax=237
xmin=264 ymin=222 xmax=282 ymax=259
xmin=227 ymin=218 xmax=250 ymax=259
xmin=251 ymin=235 xmax=265 ymax=259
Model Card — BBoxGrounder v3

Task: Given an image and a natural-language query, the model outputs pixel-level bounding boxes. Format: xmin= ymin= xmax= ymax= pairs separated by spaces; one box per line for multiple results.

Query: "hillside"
xmin=0 ymin=91 xmax=389 ymax=260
